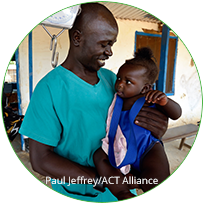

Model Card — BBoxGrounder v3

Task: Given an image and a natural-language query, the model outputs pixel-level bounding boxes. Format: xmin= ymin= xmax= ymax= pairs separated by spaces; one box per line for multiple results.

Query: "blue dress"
xmin=108 ymin=95 xmax=162 ymax=172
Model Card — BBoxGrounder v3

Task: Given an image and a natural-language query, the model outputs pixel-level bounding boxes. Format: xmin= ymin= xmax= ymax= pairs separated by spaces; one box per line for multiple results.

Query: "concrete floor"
xmin=11 ymin=134 xmax=195 ymax=195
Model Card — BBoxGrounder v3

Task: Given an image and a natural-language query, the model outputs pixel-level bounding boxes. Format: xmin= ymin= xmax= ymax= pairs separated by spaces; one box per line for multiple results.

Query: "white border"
xmin=1 ymin=1 xmax=203 ymax=203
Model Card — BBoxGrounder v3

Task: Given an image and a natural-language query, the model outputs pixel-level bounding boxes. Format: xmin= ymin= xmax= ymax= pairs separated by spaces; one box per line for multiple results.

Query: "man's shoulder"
xmin=33 ymin=66 xmax=65 ymax=95
xmin=42 ymin=66 xmax=62 ymax=80
xmin=37 ymin=66 xmax=64 ymax=85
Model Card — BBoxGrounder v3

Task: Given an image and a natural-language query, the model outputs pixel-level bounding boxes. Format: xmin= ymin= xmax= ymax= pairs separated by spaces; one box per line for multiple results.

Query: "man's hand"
xmin=134 ymin=106 xmax=168 ymax=139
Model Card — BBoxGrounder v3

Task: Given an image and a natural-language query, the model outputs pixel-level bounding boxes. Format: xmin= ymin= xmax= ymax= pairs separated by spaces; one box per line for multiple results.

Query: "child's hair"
xmin=125 ymin=47 xmax=159 ymax=84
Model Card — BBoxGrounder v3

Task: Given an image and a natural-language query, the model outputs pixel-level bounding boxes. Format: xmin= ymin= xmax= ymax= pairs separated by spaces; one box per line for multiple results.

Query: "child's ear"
xmin=140 ymin=84 xmax=152 ymax=94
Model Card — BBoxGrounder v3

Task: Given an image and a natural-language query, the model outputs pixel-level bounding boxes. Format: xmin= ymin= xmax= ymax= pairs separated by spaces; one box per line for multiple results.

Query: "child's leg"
xmin=135 ymin=142 xmax=170 ymax=192
xmin=93 ymin=148 xmax=136 ymax=200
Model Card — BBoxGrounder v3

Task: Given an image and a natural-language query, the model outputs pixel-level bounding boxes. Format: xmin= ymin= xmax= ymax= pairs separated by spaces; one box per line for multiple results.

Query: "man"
xmin=20 ymin=3 xmax=168 ymax=202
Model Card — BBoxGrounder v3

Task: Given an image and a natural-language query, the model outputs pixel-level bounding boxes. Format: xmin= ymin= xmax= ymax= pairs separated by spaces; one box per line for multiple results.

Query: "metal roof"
xmin=100 ymin=2 xmax=161 ymax=23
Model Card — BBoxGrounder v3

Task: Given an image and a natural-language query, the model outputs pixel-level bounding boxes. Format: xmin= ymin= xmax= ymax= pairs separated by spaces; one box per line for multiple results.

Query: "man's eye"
xmin=101 ymin=44 xmax=107 ymax=48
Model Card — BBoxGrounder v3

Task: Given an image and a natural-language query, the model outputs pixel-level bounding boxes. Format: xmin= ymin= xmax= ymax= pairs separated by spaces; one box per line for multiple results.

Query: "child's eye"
xmin=117 ymin=77 xmax=121 ymax=81
xmin=126 ymin=80 xmax=131 ymax=84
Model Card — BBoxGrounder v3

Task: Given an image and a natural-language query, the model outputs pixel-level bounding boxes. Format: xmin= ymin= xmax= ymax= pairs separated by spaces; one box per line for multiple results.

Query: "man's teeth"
xmin=98 ymin=59 xmax=105 ymax=63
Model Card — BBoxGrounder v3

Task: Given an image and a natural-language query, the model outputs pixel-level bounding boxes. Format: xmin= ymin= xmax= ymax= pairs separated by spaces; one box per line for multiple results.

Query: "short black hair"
xmin=69 ymin=3 xmax=117 ymax=38
xmin=125 ymin=47 xmax=159 ymax=84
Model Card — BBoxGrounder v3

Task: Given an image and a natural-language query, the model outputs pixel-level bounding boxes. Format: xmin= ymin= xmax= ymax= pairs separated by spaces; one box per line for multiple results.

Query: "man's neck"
xmin=61 ymin=59 xmax=99 ymax=85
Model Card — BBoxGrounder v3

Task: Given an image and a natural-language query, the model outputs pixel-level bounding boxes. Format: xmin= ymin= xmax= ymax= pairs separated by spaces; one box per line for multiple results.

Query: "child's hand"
xmin=145 ymin=90 xmax=168 ymax=106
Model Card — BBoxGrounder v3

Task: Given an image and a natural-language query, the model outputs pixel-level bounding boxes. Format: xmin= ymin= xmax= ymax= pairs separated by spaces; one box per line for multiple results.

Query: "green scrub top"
xmin=20 ymin=65 xmax=127 ymax=202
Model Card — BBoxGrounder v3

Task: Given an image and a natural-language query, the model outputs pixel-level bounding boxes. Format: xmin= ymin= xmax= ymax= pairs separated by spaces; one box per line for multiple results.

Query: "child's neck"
xmin=122 ymin=94 xmax=145 ymax=111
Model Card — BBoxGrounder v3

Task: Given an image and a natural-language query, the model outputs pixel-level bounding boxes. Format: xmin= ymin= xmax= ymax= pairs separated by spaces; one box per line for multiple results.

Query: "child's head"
xmin=115 ymin=47 xmax=159 ymax=98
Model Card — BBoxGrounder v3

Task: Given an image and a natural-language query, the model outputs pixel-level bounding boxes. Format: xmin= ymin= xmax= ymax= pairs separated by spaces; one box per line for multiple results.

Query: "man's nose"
xmin=104 ymin=46 xmax=113 ymax=56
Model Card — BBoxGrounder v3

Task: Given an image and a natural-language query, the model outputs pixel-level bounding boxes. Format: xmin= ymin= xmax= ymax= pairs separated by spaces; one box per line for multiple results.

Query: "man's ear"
xmin=140 ymin=84 xmax=152 ymax=94
xmin=72 ymin=30 xmax=82 ymax=46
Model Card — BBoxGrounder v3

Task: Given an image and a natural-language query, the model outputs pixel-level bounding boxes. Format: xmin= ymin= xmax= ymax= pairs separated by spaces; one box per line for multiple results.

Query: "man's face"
xmin=78 ymin=19 xmax=118 ymax=72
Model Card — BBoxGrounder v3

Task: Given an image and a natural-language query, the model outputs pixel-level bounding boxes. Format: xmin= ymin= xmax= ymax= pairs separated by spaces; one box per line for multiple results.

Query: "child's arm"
xmin=145 ymin=90 xmax=182 ymax=120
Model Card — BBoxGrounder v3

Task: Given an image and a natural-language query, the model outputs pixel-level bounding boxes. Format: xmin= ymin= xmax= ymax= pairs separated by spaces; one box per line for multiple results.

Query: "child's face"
xmin=115 ymin=64 xmax=148 ymax=98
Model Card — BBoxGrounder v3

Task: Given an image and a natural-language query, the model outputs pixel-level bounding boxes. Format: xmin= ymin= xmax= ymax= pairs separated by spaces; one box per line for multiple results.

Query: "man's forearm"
xmin=29 ymin=139 xmax=96 ymax=184
xmin=93 ymin=148 xmax=136 ymax=199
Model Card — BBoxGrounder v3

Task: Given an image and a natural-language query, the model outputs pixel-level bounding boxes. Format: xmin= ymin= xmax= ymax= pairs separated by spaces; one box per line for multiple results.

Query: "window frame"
xmin=134 ymin=31 xmax=178 ymax=96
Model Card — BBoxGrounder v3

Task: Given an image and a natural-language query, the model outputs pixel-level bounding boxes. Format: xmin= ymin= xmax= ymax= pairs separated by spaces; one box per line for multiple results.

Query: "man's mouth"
xmin=98 ymin=59 xmax=106 ymax=67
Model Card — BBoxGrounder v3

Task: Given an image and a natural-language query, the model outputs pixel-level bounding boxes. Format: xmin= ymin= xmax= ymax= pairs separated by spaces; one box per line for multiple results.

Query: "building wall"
xmin=18 ymin=19 xmax=202 ymax=127
xmin=170 ymin=40 xmax=202 ymax=127
xmin=18 ymin=36 xmax=29 ymax=114
xmin=32 ymin=26 xmax=69 ymax=87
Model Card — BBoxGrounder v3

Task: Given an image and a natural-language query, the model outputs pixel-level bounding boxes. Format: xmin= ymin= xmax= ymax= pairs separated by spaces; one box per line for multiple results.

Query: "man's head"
xmin=68 ymin=3 xmax=118 ymax=72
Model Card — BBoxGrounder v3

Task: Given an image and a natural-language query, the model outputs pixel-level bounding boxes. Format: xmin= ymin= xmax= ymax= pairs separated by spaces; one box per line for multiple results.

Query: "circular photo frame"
xmin=1 ymin=1 xmax=203 ymax=203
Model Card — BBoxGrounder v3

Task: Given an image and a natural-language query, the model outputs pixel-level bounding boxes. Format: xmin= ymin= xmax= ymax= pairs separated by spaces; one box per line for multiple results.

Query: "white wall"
xmin=32 ymin=26 xmax=69 ymax=87
xmin=169 ymin=40 xmax=202 ymax=127
xmin=18 ymin=36 xmax=29 ymax=114
xmin=18 ymin=20 xmax=202 ymax=127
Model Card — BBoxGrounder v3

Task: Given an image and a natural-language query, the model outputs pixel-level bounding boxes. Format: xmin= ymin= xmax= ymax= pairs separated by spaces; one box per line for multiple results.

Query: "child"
xmin=93 ymin=47 xmax=182 ymax=200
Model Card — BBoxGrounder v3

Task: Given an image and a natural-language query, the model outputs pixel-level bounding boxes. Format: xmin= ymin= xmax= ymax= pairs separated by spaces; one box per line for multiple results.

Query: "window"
xmin=134 ymin=30 xmax=178 ymax=95
xmin=5 ymin=54 xmax=17 ymax=83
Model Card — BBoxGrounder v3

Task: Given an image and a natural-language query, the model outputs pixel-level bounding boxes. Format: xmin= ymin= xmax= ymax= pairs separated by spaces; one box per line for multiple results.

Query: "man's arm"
xmin=29 ymin=139 xmax=96 ymax=184
xmin=93 ymin=148 xmax=137 ymax=200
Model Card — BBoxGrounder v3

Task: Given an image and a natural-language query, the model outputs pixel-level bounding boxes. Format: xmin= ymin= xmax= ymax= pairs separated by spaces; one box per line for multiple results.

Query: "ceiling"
xmin=100 ymin=2 xmax=161 ymax=23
